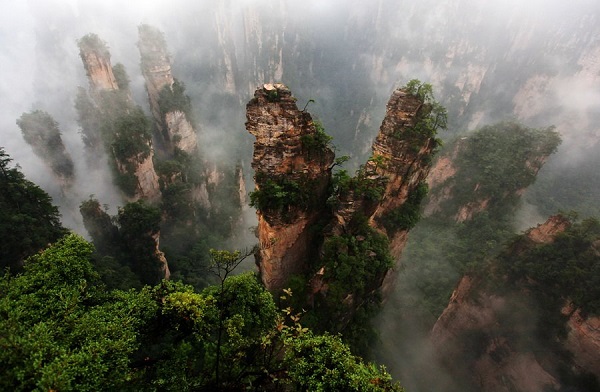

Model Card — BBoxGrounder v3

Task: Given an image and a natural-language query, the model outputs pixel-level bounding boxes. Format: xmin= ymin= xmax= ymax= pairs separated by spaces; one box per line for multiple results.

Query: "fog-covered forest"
xmin=1 ymin=1 xmax=600 ymax=391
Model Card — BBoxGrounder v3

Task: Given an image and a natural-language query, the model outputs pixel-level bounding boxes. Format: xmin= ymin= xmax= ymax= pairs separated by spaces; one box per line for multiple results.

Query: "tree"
xmin=0 ymin=235 xmax=404 ymax=391
xmin=0 ymin=147 xmax=67 ymax=270
xmin=0 ymin=234 xmax=156 ymax=391
xmin=284 ymin=332 xmax=403 ymax=392
xmin=117 ymin=200 xmax=164 ymax=285
xmin=16 ymin=110 xmax=75 ymax=181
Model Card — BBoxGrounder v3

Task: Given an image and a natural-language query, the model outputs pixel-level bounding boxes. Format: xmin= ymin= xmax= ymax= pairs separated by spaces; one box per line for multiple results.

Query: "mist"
xmin=2 ymin=1 xmax=600 ymax=389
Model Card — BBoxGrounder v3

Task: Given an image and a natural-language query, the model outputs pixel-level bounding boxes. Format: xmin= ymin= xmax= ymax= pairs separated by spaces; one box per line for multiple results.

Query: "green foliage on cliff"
xmin=77 ymin=33 xmax=110 ymax=62
xmin=392 ymin=121 xmax=562 ymax=325
xmin=157 ymin=79 xmax=194 ymax=124
xmin=402 ymin=79 xmax=448 ymax=139
xmin=295 ymin=214 xmax=394 ymax=355
xmin=250 ymin=173 xmax=322 ymax=217
xmin=16 ymin=110 xmax=74 ymax=180
xmin=500 ymin=217 xmax=600 ymax=316
xmin=74 ymin=58 xmax=152 ymax=197
xmin=110 ymin=108 xmax=152 ymax=163
xmin=79 ymin=198 xmax=166 ymax=288
xmin=112 ymin=63 xmax=130 ymax=90
xmin=379 ymin=182 xmax=429 ymax=234
xmin=322 ymin=219 xmax=393 ymax=302
xmin=440 ymin=122 xmax=560 ymax=215
xmin=0 ymin=236 xmax=402 ymax=391
xmin=0 ymin=148 xmax=67 ymax=271
xmin=329 ymin=163 xmax=386 ymax=206
xmin=301 ymin=120 xmax=333 ymax=157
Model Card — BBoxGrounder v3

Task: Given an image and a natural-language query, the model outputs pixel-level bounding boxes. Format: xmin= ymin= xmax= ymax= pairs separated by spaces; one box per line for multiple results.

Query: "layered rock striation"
xmin=247 ymin=83 xmax=335 ymax=291
xmin=247 ymin=82 xmax=440 ymax=310
xmin=368 ymin=89 xmax=439 ymax=257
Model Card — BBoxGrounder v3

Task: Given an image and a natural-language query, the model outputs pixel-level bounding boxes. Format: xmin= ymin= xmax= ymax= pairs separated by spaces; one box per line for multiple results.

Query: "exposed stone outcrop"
xmin=368 ymin=89 xmax=438 ymax=257
xmin=562 ymin=304 xmax=600 ymax=378
xmin=247 ymin=83 xmax=334 ymax=291
xmin=138 ymin=25 xmax=198 ymax=155
xmin=430 ymin=215 xmax=600 ymax=391
xmin=164 ymin=111 xmax=197 ymax=154
xmin=423 ymin=140 xmax=462 ymax=217
xmin=527 ymin=214 xmax=571 ymax=244
xmin=78 ymin=33 xmax=161 ymax=203
xmin=151 ymin=232 xmax=171 ymax=280
xmin=423 ymin=123 xmax=560 ymax=223
xmin=78 ymin=34 xmax=119 ymax=93
xmin=248 ymin=83 xmax=438 ymax=304
xmin=16 ymin=110 xmax=74 ymax=189
xmin=125 ymin=154 xmax=161 ymax=203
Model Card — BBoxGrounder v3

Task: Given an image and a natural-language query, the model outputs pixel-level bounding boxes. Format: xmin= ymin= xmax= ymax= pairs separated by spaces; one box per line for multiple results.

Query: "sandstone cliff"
xmin=247 ymin=82 xmax=441 ymax=341
xmin=78 ymin=34 xmax=119 ymax=93
xmin=78 ymin=33 xmax=161 ymax=202
xmin=138 ymin=24 xmax=198 ymax=155
xmin=247 ymin=83 xmax=335 ymax=291
xmin=368 ymin=89 xmax=438 ymax=257
xmin=430 ymin=215 xmax=600 ymax=391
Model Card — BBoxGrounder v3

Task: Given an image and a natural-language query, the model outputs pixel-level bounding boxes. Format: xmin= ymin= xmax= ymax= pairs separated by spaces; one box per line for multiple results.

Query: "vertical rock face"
xmin=151 ymin=232 xmax=171 ymax=280
xmin=246 ymin=83 xmax=334 ymax=291
xmin=430 ymin=215 xmax=600 ymax=391
xmin=115 ymin=153 xmax=161 ymax=203
xmin=138 ymin=25 xmax=172 ymax=121
xmin=16 ymin=110 xmax=75 ymax=189
xmin=369 ymin=90 xmax=438 ymax=257
xmin=78 ymin=33 xmax=161 ymax=202
xmin=78 ymin=34 xmax=119 ymax=93
xmin=138 ymin=25 xmax=198 ymax=155
xmin=247 ymin=82 xmax=438 ymax=305
xmin=163 ymin=110 xmax=197 ymax=154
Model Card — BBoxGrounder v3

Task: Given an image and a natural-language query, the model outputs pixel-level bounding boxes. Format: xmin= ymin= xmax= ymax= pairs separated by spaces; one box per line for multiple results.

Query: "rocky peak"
xmin=138 ymin=25 xmax=173 ymax=126
xmin=246 ymin=83 xmax=334 ymax=291
xmin=248 ymin=82 xmax=440 ymax=305
xmin=247 ymin=83 xmax=335 ymax=184
xmin=138 ymin=25 xmax=198 ymax=155
xmin=78 ymin=33 xmax=161 ymax=203
xmin=368 ymin=89 xmax=438 ymax=256
xmin=526 ymin=214 xmax=571 ymax=244
xmin=423 ymin=122 xmax=561 ymax=223
xmin=78 ymin=34 xmax=119 ymax=93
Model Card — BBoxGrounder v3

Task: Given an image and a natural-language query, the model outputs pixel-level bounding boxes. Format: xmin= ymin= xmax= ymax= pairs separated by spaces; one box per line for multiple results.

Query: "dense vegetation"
xmin=76 ymin=35 xmax=154 ymax=197
xmin=157 ymin=79 xmax=194 ymax=125
xmin=0 ymin=234 xmax=402 ymax=391
xmin=249 ymin=174 xmax=320 ymax=216
xmin=390 ymin=121 xmax=562 ymax=325
xmin=16 ymin=110 xmax=75 ymax=181
xmin=0 ymin=148 xmax=67 ymax=271
xmin=500 ymin=217 xmax=600 ymax=317
xmin=442 ymin=216 xmax=600 ymax=392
